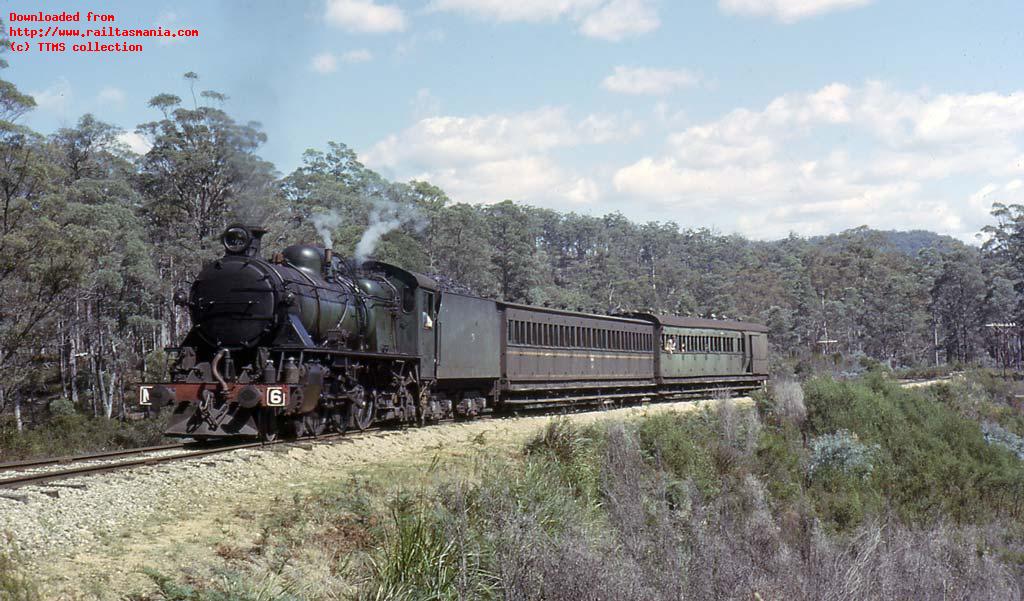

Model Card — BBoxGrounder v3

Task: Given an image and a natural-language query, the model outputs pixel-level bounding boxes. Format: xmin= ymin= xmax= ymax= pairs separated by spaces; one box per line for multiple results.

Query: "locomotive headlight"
xmin=222 ymin=225 xmax=252 ymax=254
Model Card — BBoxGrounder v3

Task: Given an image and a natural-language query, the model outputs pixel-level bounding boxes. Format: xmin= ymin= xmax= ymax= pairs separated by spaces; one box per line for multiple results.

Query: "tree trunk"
xmin=59 ymin=318 xmax=68 ymax=399
xmin=71 ymin=299 xmax=80 ymax=406
xmin=13 ymin=392 xmax=23 ymax=432
xmin=104 ymin=371 xmax=116 ymax=419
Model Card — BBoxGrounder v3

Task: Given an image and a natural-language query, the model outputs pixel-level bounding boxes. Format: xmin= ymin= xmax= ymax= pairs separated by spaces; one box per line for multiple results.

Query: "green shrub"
xmin=363 ymin=496 xmax=496 ymax=601
xmin=808 ymin=429 xmax=878 ymax=480
xmin=803 ymin=376 xmax=1024 ymax=524
xmin=0 ymin=413 xmax=171 ymax=461
xmin=523 ymin=419 xmax=603 ymax=508
xmin=636 ymin=412 xmax=720 ymax=497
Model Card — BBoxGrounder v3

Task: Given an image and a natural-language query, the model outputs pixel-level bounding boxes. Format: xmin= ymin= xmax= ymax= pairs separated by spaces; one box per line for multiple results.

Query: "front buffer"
xmin=140 ymin=381 xmax=294 ymax=439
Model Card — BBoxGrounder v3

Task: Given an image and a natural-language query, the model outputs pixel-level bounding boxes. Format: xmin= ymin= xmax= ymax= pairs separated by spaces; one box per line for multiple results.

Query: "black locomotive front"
xmin=140 ymin=224 xmax=409 ymax=440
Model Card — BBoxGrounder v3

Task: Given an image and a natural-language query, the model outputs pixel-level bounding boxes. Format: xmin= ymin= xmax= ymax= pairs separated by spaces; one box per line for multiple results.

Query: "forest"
xmin=4 ymin=43 xmax=1024 ymax=434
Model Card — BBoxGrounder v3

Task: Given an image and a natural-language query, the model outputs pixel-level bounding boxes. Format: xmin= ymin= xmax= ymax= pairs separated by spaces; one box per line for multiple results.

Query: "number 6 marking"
xmin=266 ymin=387 xmax=286 ymax=406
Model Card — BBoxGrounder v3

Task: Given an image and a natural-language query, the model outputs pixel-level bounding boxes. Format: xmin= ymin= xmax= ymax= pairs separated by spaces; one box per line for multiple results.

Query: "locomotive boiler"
xmin=142 ymin=223 xmax=439 ymax=440
xmin=141 ymin=223 xmax=769 ymax=441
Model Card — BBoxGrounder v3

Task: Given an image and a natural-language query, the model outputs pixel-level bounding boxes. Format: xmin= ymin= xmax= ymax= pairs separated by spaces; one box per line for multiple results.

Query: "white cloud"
xmin=578 ymin=0 xmax=660 ymax=41
xmin=30 ymin=78 xmax=73 ymax=115
xmin=117 ymin=131 xmax=153 ymax=155
xmin=97 ymin=87 xmax=125 ymax=104
xmin=612 ymin=82 xmax=1024 ymax=239
xmin=310 ymin=52 xmax=338 ymax=73
xmin=578 ymin=112 xmax=644 ymax=143
xmin=364 ymin=107 xmax=578 ymax=169
xmin=363 ymin=106 xmax=621 ymax=205
xmin=325 ymin=0 xmax=406 ymax=33
xmin=311 ymin=49 xmax=374 ymax=73
xmin=719 ymin=0 xmax=875 ymax=23
xmin=602 ymin=66 xmax=701 ymax=95
xmin=428 ymin=0 xmax=659 ymax=40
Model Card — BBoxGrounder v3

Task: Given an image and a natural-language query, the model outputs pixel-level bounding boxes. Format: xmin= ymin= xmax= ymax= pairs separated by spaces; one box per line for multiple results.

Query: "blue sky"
xmin=6 ymin=0 xmax=1024 ymax=240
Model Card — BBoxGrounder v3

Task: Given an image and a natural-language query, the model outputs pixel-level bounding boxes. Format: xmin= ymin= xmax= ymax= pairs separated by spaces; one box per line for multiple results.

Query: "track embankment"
xmin=0 ymin=399 xmax=735 ymax=600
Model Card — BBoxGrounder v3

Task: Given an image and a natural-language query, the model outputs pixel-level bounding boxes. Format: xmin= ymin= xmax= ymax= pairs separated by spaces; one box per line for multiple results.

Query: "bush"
xmin=808 ymin=430 xmax=878 ymax=480
xmin=982 ymin=422 xmax=1024 ymax=460
xmin=133 ymin=384 xmax=1024 ymax=600
xmin=769 ymin=380 xmax=807 ymax=427
xmin=0 ymin=413 xmax=171 ymax=461
xmin=49 ymin=397 xmax=76 ymax=416
xmin=803 ymin=376 xmax=1024 ymax=524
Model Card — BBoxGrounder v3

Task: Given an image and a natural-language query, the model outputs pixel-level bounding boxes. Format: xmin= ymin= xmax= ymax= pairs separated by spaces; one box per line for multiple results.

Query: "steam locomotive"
xmin=139 ymin=224 xmax=769 ymax=440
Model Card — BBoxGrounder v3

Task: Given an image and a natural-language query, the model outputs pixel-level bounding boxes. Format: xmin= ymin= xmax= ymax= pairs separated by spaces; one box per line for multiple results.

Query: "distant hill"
xmin=876 ymin=229 xmax=968 ymax=255
xmin=808 ymin=227 xmax=968 ymax=256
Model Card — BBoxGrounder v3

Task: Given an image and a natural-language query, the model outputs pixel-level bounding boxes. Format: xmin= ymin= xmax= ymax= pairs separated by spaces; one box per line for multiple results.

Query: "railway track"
xmin=0 ymin=442 xmax=188 ymax=472
xmin=0 ymin=439 xmax=308 ymax=490
xmin=0 ymin=429 xmax=401 ymax=491
xmin=0 ymin=377 xmax=951 ymax=492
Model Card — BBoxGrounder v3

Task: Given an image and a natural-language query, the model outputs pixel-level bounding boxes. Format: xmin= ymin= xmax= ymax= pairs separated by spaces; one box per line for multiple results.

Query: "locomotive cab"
xmin=361 ymin=261 xmax=439 ymax=375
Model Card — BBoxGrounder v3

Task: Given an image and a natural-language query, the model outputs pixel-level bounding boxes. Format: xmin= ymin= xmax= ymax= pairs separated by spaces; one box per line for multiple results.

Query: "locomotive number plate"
xmin=266 ymin=387 xmax=286 ymax=407
xmin=138 ymin=386 xmax=152 ymax=406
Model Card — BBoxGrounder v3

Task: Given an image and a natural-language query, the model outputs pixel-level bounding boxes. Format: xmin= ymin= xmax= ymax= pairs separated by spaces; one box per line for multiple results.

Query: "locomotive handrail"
xmin=269 ymin=345 xmax=420 ymax=361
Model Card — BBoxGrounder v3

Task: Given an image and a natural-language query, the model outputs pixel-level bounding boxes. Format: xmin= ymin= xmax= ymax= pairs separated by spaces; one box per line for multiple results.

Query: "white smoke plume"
xmin=355 ymin=211 xmax=402 ymax=263
xmin=310 ymin=212 xmax=343 ymax=248
xmin=354 ymin=197 xmax=426 ymax=264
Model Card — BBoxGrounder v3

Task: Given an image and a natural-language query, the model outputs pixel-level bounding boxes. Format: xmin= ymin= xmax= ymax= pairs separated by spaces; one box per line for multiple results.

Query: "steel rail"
xmin=0 ymin=438 xmax=319 ymax=490
xmin=0 ymin=442 xmax=189 ymax=472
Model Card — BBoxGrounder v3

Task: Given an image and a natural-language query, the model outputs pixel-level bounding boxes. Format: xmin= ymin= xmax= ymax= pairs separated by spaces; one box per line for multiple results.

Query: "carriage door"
xmin=419 ymin=290 xmax=437 ymax=380
xmin=750 ymin=333 xmax=768 ymax=374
